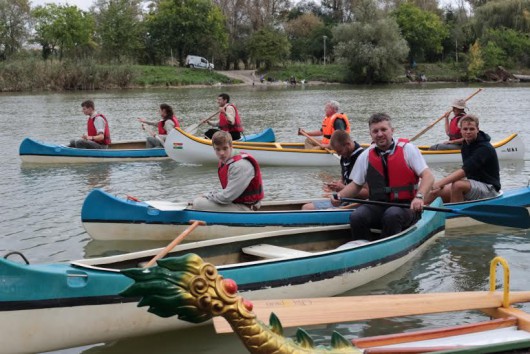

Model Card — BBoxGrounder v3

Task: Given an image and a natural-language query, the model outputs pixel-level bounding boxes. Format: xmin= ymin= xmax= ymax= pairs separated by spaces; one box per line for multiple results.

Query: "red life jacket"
xmin=218 ymin=153 xmax=263 ymax=204
xmin=219 ymin=104 xmax=243 ymax=133
xmin=448 ymin=112 xmax=465 ymax=140
xmin=321 ymin=113 xmax=351 ymax=144
xmin=157 ymin=116 xmax=180 ymax=134
xmin=366 ymin=138 xmax=419 ymax=202
xmin=87 ymin=114 xmax=111 ymax=145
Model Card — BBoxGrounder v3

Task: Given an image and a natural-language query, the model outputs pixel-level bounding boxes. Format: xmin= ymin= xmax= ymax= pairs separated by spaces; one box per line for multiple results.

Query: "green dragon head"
xmin=120 ymin=253 xmax=255 ymax=323
xmin=121 ymin=253 xmax=359 ymax=354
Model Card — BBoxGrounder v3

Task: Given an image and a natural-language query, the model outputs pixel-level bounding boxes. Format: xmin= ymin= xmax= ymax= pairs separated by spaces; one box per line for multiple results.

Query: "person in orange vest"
xmin=137 ymin=103 xmax=180 ymax=148
xmin=68 ymin=100 xmax=111 ymax=149
xmin=429 ymin=98 xmax=467 ymax=150
xmin=192 ymin=131 xmax=264 ymax=211
xmin=204 ymin=93 xmax=244 ymax=141
xmin=299 ymin=100 xmax=351 ymax=149
xmin=331 ymin=113 xmax=434 ymax=242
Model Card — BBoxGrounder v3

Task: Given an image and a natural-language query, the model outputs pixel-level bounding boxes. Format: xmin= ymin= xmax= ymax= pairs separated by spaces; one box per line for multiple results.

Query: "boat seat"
xmin=242 ymin=244 xmax=311 ymax=259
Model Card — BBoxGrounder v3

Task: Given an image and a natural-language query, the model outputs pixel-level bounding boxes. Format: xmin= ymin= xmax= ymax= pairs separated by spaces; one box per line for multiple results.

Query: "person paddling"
xmin=204 ymin=93 xmax=244 ymax=140
xmin=299 ymin=100 xmax=350 ymax=149
xmin=429 ymin=98 xmax=467 ymax=150
xmin=137 ymin=103 xmax=180 ymax=148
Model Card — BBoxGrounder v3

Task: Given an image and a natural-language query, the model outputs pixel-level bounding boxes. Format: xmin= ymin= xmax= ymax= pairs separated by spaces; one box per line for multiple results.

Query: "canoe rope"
xmin=121 ymin=253 xmax=362 ymax=354
xmin=3 ymin=251 xmax=30 ymax=265
xmin=126 ymin=194 xmax=141 ymax=202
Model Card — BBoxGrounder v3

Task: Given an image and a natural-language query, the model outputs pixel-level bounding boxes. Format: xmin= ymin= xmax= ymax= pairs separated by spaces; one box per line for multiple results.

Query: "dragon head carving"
xmin=121 ymin=253 xmax=360 ymax=354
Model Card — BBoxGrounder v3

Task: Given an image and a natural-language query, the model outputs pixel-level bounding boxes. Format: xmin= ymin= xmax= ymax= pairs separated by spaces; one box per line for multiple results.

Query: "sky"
xmin=31 ymin=0 xmax=92 ymax=10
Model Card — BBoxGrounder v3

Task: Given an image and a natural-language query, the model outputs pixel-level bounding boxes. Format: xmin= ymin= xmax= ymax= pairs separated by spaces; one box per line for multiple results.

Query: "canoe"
xmin=18 ymin=127 xmax=276 ymax=163
xmin=122 ymin=254 xmax=530 ymax=354
xmin=164 ymin=127 xmax=525 ymax=166
xmin=0 ymin=201 xmax=445 ymax=353
xmin=81 ymin=186 xmax=530 ymax=241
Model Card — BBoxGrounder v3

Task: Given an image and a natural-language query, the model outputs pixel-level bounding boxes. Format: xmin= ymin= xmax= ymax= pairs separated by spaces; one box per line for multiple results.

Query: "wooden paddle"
xmin=143 ymin=220 xmax=206 ymax=268
xmin=140 ymin=123 xmax=165 ymax=145
xmin=409 ymin=88 xmax=483 ymax=142
xmin=339 ymin=197 xmax=530 ymax=229
xmin=213 ymin=290 xmax=530 ymax=333
xmin=298 ymin=129 xmax=340 ymax=159
xmin=186 ymin=112 xmax=219 ymax=135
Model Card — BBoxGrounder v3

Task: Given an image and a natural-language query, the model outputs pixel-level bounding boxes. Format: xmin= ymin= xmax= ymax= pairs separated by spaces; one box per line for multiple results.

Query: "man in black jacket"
xmin=429 ymin=114 xmax=500 ymax=203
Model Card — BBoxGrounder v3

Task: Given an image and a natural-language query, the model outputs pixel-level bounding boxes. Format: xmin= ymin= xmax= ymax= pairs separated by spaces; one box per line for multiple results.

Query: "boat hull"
xmin=0 ymin=205 xmax=444 ymax=353
xmin=19 ymin=128 xmax=275 ymax=163
xmin=81 ymin=186 xmax=530 ymax=241
xmin=165 ymin=128 xmax=525 ymax=166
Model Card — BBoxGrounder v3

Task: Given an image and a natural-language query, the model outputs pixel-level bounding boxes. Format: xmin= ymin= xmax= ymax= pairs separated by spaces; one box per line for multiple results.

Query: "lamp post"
xmin=323 ymin=35 xmax=328 ymax=66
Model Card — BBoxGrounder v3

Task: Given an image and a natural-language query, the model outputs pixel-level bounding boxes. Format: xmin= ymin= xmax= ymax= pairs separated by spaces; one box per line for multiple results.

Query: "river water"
xmin=0 ymin=83 xmax=529 ymax=353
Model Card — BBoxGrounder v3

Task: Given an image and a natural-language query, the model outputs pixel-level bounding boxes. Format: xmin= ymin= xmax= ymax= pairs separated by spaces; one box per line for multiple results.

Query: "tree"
xmin=333 ymin=19 xmax=409 ymax=83
xmin=92 ymin=0 xmax=145 ymax=63
xmin=248 ymin=27 xmax=290 ymax=69
xmin=146 ymin=0 xmax=228 ymax=66
xmin=467 ymin=40 xmax=484 ymax=79
xmin=473 ymin=0 xmax=530 ymax=36
xmin=0 ymin=0 xmax=31 ymax=60
xmin=32 ymin=4 xmax=96 ymax=60
xmin=393 ymin=3 xmax=448 ymax=62
xmin=284 ymin=13 xmax=324 ymax=61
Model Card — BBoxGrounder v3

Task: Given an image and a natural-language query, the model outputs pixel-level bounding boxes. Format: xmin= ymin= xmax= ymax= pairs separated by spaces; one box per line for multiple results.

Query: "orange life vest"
xmin=321 ymin=113 xmax=351 ymax=144
xmin=87 ymin=114 xmax=111 ymax=145
xmin=157 ymin=116 xmax=180 ymax=134
xmin=218 ymin=153 xmax=263 ymax=204
xmin=219 ymin=104 xmax=243 ymax=133
xmin=366 ymin=138 xmax=419 ymax=202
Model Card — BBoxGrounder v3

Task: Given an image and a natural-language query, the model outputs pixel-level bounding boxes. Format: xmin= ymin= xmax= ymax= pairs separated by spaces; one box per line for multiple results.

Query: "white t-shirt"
xmin=350 ymin=138 xmax=428 ymax=186
xmin=92 ymin=114 xmax=107 ymax=134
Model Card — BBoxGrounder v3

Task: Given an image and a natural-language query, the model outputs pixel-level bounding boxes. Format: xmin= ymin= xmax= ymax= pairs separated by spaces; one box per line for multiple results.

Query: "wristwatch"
xmin=415 ymin=192 xmax=424 ymax=200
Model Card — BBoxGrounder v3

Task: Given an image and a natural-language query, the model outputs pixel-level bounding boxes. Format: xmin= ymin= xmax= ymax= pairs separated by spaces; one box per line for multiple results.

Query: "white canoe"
xmin=165 ymin=128 xmax=525 ymax=166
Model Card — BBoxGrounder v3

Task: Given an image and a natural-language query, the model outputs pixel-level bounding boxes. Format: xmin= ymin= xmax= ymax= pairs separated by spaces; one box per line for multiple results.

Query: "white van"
xmin=185 ymin=55 xmax=214 ymax=70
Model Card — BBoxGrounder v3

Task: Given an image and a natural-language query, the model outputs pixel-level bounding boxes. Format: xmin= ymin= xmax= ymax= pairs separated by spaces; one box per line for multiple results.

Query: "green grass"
xmin=258 ymin=64 xmax=351 ymax=83
xmin=132 ymin=65 xmax=236 ymax=86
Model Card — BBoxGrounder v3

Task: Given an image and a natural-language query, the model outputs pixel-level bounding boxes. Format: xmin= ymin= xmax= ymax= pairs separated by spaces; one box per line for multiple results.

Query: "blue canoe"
xmin=19 ymin=127 xmax=276 ymax=163
xmin=0 ymin=201 xmax=445 ymax=353
xmin=81 ymin=186 xmax=530 ymax=241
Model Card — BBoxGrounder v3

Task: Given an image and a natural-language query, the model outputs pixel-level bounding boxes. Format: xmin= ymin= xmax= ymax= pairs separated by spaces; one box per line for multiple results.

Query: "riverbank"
xmin=1 ymin=60 xmax=528 ymax=92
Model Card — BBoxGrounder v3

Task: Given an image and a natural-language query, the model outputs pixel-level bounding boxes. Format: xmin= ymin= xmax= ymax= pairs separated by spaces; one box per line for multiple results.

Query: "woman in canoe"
xmin=137 ymin=104 xmax=180 ymax=148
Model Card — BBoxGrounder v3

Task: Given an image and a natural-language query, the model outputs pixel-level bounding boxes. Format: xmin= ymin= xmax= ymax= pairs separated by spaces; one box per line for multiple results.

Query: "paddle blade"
xmin=185 ymin=124 xmax=200 ymax=135
xmin=452 ymin=204 xmax=530 ymax=229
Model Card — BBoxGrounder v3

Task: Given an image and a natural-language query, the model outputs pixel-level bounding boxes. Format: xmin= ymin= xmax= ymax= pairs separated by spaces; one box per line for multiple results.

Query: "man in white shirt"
xmin=68 ymin=100 xmax=111 ymax=149
xmin=331 ymin=113 xmax=434 ymax=241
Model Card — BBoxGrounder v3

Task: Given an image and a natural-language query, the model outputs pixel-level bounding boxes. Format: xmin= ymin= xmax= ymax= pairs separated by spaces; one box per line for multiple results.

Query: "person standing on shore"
xmin=68 ymin=100 xmax=111 ymax=149
xmin=204 ymin=93 xmax=244 ymax=140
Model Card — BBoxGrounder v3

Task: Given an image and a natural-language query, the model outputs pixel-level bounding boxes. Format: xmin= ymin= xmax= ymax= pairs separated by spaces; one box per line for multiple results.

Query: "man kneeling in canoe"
xmin=192 ymin=131 xmax=264 ymax=211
